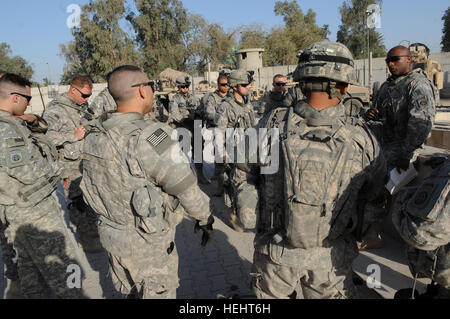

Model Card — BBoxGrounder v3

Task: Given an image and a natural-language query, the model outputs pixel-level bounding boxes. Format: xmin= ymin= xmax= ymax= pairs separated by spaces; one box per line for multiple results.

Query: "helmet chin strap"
xmin=237 ymin=85 xmax=249 ymax=104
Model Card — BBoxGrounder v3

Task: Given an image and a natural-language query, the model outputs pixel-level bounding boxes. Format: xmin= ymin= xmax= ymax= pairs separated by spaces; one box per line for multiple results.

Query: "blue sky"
xmin=0 ymin=0 xmax=448 ymax=83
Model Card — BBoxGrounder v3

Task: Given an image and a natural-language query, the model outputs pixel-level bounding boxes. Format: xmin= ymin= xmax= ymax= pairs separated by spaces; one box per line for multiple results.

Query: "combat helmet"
xmin=293 ymin=40 xmax=357 ymax=86
xmin=228 ymin=70 xmax=254 ymax=87
xmin=176 ymin=76 xmax=191 ymax=87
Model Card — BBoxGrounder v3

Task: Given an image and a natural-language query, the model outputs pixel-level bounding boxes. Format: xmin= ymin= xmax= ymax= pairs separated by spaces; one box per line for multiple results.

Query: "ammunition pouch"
xmin=131 ymin=186 xmax=166 ymax=235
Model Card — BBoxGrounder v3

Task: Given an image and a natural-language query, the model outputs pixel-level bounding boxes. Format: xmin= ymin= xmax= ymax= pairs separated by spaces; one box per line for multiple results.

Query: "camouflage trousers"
xmin=228 ymin=166 xmax=259 ymax=230
xmin=251 ymin=235 xmax=359 ymax=299
xmin=65 ymin=176 xmax=98 ymax=234
xmin=98 ymin=223 xmax=179 ymax=299
xmin=4 ymin=195 xmax=86 ymax=299
xmin=0 ymin=221 xmax=18 ymax=281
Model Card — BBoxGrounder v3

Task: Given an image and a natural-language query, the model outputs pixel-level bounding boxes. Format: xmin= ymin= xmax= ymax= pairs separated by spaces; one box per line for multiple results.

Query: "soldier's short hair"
xmin=217 ymin=73 xmax=228 ymax=83
xmin=0 ymin=70 xmax=6 ymax=77
xmin=107 ymin=65 xmax=146 ymax=103
xmin=0 ymin=73 xmax=32 ymax=100
xmin=273 ymin=74 xmax=286 ymax=83
xmin=71 ymin=76 xmax=93 ymax=90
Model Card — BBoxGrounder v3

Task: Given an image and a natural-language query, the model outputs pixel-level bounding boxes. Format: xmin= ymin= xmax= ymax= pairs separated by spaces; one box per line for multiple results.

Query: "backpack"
xmin=392 ymin=157 xmax=450 ymax=287
xmin=281 ymin=106 xmax=368 ymax=249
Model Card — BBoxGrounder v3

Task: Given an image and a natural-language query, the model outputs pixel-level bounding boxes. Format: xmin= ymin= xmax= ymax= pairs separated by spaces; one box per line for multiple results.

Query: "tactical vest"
xmin=225 ymin=98 xmax=256 ymax=129
xmin=0 ymin=116 xmax=61 ymax=209
xmin=82 ymin=117 xmax=184 ymax=235
xmin=280 ymin=106 xmax=372 ymax=249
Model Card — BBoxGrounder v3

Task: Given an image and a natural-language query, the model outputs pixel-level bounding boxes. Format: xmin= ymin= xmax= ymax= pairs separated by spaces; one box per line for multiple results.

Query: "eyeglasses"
xmin=219 ymin=83 xmax=229 ymax=87
xmin=131 ymin=81 xmax=156 ymax=92
xmin=385 ymin=55 xmax=410 ymax=64
xmin=10 ymin=92 xmax=32 ymax=103
xmin=274 ymin=82 xmax=287 ymax=87
xmin=74 ymin=87 xmax=92 ymax=99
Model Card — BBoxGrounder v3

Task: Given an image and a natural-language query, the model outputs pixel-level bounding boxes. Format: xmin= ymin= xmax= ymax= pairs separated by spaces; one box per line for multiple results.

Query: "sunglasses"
xmin=240 ymin=84 xmax=249 ymax=88
xmin=131 ymin=81 xmax=156 ymax=92
xmin=179 ymin=85 xmax=189 ymax=89
xmin=10 ymin=92 xmax=32 ymax=103
xmin=385 ymin=55 xmax=410 ymax=64
xmin=275 ymin=82 xmax=287 ymax=87
xmin=74 ymin=87 xmax=92 ymax=99
xmin=219 ymin=83 xmax=229 ymax=87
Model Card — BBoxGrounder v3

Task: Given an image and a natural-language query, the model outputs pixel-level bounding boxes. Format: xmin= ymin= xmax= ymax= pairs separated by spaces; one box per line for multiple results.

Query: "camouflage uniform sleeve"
xmin=87 ymin=94 xmax=106 ymax=119
xmin=204 ymin=94 xmax=218 ymax=123
xmin=132 ymin=126 xmax=211 ymax=224
xmin=168 ymin=96 xmax=182 ymax=124
xmin=0 ymin=122 xmax=63 ymax=186
xmin=43 ymin=106 xmax=78 ymax=147
xmin=360 ymin=125 xmax=388 ymax=202
xmin=402 ymin=79 xmax=436 ymax=160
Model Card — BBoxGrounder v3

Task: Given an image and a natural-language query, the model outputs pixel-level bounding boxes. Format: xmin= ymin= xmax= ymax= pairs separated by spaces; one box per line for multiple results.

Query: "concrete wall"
xmin=28 ymin=53 xmax=450 ymax=116
xmin=252 ymin=52 xmax=450 ymax=91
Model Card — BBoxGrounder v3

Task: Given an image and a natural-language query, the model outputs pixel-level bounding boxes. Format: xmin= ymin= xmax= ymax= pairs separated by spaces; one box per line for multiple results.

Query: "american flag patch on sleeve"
xmin=147 ymin=129 xmax=169 ymax=147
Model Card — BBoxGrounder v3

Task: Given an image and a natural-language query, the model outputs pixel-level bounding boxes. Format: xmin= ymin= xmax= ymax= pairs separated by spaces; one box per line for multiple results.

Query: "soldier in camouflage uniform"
xmin=392 ymin=156 xmax=449 ymax=299
xmin=0 ymin=69 xmax=21 ymax=295
xmin=43 ymin=76 xmax=101 ymax=253
xmin=168 ymin=76 xmax=209 ymax=184
xmin=0 ymin=73 xmax=85 ymax=298
xmin=365 ymin=45 xmax=437 ymax=171
xmin=258 ymin=74 xmax=288 ymax=116
xmin=363 ymin=46 xmax=438 ymax=250
xmin=215 ymin=70 xmax=259 ymax=232
xmin=80 ymin=65 xmax=214 ymax=299
xmin=87 ymin=86 xmax=117 ymax=119
xmin=168 ymin=76 xmax=201 ymax=128
xmin=202 ymin=71 xmax=231 ymax=128
xmin=251 ymin=41 xmax=386 ymax=299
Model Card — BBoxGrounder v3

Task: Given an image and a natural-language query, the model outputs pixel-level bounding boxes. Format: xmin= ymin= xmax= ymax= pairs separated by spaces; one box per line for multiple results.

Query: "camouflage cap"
xmin=176 ymin=76 xmax=191 ymax=86
xmin=229 ymin=70 xmax=252 ymax=87
xmin=293 ymin=40 xmax=357 ymax=85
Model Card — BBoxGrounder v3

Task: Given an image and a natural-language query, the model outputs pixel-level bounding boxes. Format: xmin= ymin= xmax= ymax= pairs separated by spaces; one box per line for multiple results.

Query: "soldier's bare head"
xmin=0 ymin=73 xmax=32 ymax=116
xmin=386 ymin=46 xmax=412 ymax=76
xmin=68 ymin=75 xmax=93 ymax=105
xmin=108 ymin=65 xmax=154 ymax=114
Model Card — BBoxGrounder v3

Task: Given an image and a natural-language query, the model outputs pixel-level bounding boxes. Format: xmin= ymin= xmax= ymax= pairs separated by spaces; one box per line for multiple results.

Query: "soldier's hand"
xmin=194 ymin=215 xmax=215 ymax=247
xmin=396 ymin=158 xmax=410 ymax=173
xmin=62 ymin=178 xmax=70 ymax=189
xmin=18 ymin=114 xmax=38 ymax=124
xmin=75 ymin=126 xmax=86 ymax=141
xmin=364 ymin=108 xmax=379 ymax=121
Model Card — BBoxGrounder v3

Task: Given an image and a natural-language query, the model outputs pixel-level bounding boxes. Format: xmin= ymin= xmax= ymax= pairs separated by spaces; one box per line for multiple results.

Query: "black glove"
xmin=194 ymin=215 xmax=215 ymax=247
xmin=396 ymin=158 xmax=410 ymax=173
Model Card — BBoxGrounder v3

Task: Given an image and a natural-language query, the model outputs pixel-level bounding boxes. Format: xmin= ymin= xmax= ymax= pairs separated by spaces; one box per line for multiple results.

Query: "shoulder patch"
xmin=147 ymin=128 xmax=168 ymax=147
